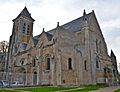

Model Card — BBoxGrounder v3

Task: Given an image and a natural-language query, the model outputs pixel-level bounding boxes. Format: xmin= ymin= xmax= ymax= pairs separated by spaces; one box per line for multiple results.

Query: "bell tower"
xmin=10 ymin=6 xmax=35 ymax=54
xmin=12 ymin=6 xmax=35 ymax=43
xmin=6 ymin=7 xmax=35 ymax=80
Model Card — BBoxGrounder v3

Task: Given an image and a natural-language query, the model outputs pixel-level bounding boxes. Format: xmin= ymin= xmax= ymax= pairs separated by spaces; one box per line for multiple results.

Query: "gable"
xmin=36 ymin=31 xmax=51 ymax=48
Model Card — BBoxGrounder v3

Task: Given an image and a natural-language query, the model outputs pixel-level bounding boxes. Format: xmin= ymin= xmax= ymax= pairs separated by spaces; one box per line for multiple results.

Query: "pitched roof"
xmin=13 ymin=6 xmax=35 ymax=21
xmin=34 ymin=11 xmax=93 ymax=40
xmin=33 ymin=30 xmax=53 ymax=40
xmin=34 ymin=34 xmax=41 ymax=40
xmin=48 ymin=12 xmax=93 ymax=34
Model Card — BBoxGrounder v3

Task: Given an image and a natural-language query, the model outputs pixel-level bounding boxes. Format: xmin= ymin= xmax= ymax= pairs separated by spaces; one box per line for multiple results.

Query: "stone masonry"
xmin=6 ymin=7 xmax=119 ymax=86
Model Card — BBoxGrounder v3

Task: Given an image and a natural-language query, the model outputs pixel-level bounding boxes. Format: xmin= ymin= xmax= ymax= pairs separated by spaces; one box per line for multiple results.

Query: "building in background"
xmin=0 ymin=52 xmax=7 ymax=80
xmin=7 ymin=7 xmax=119 ymax=86
xmin=0 ymin=40 xmax=8 ymax=80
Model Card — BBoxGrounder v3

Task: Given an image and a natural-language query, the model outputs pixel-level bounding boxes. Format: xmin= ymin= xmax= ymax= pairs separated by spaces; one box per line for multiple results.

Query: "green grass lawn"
xmin=114 ymin=89 xmax=120 ymax=92
xmin=0 ymin=84 xmax=107 ymax=92
xmin=15 ymin=87 xmax=77 ymax=92
xmin=0 ymin=89 xmax=17 ymax=92
xmin=67 ymin=84 xmax=107 ymax=92
xmin=0 ymin=87 xmax=77 ymax=92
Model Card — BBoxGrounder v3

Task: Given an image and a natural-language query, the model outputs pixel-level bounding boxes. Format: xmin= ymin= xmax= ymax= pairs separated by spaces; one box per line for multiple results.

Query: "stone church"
xmin=7 ymin=7 xmax=119 ymax=86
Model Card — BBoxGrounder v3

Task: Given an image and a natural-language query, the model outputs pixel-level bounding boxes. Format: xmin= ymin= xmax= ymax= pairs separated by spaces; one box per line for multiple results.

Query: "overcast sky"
xmin=0 ymin=0 xmax=120 ymax=70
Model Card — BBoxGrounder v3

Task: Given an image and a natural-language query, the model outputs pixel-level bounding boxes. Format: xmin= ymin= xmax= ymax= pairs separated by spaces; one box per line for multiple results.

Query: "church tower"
xmin=12 ymin=6 xmax=35 ymax=53
xmin=6 ymin=7 xmax=35 ymax=77
xmin=12 ymin=6 xmax=34 ymax=43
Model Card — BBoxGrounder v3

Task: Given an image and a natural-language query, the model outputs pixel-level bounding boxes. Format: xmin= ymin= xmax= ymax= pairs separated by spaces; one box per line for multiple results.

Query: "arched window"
xmin=68 ymin=58 xmax=72 ymax=70
xmin=32 ymin=58 xmax=36 ymax=67
xmin=23 ymin=30 xmax=25 ymax=33
xmin=20 ymin=58 xmax=25 ymax=66
xmin=96 ymin=56 xmax=100 ymax=68
xmin=27 ymin=25 xmax=30 ymax=35
xmin=84 ymin=60 xmax=87 ymax=70
xmin=23 ymin=23 xmax=26 ymax=33
xmin=46 ymin=58 xmax=50 ymax=70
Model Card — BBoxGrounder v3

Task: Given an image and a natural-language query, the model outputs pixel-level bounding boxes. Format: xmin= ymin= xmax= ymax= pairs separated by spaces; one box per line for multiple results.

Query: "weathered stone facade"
xmin=7 ymin=7 xmax=119 ymax=86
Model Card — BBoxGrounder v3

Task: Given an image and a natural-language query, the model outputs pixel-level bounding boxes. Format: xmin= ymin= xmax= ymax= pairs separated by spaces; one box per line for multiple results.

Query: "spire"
xmin=13 ymin=6 xmax=35 ymax=22
xmin=92 ymin=10 xmax=95 ymax=15
xmin=83 ymin=9 xmax=86 ymax=16
xmin=20 ymin=6 xmax=30 ymax=16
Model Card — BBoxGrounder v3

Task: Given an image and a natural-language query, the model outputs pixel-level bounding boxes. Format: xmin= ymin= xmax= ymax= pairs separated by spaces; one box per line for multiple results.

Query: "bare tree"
xmin=0 ymin=41 xmax=9 ymax=53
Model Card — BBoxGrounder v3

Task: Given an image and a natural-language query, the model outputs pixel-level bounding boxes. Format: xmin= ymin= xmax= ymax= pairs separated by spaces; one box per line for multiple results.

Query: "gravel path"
xmin=90 ymin=86 xmax=120 ymax=92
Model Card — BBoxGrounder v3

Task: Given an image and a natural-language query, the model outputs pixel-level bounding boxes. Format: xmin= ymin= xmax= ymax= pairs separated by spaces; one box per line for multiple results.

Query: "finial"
xmin=92 ymin=10 xmax=95 ymax=13
xmin=57 ymin=22 xmax=59 ymax=27
xmin=42 ymin=28 xmax=45 ymax=32
xmin=111 ymin=49 xmax=114 ymax=54
xmin=83 ymin=9 xmax=86 ymax=16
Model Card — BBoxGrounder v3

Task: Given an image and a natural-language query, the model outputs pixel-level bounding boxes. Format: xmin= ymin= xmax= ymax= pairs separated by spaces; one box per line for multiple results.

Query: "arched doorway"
xmin=33 ymin=72 xmax=37 ymax=85
xmin=23 ymin=71 xmax=26 ymax=85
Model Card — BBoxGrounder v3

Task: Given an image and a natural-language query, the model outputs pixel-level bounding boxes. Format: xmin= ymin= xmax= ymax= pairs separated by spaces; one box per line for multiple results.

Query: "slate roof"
xmin=33 ymin=38 xmax=38 ymax=46
xmin=48 ymin=12 xmax=93 ymax=34
xmin=13 ymin=6 xmax=35 ymax=21
xmin=33 ymin=11 xmax=93 ymax=44
xmin=33 ymin=31 xmax=53 ymax=42
xmin=34 ymin=34 xmax=41 ymax=40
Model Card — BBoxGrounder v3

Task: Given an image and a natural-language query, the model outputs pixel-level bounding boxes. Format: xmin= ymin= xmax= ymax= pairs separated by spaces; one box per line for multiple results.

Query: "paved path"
xmin=55 ymin=86 xmax=120 ymax=92
xmin=91 ymin=86 xmax=120 ymax=92
xmin=54 ymin=87 xmax=84 ymax=92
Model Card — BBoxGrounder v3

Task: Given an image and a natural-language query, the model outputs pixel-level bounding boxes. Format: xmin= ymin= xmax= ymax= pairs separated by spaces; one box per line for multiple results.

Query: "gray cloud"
xmin=0 ymin=0 xmax=43 ymax=6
